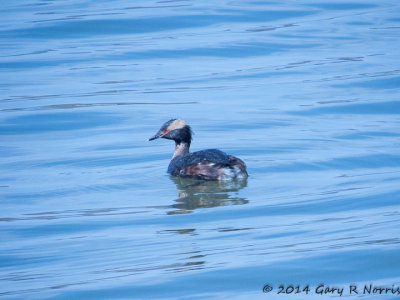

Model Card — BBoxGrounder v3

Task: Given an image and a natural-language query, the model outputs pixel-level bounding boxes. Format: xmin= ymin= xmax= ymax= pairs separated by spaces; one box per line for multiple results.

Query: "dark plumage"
xmin=149 ymin=119 xmax=248 ymax=181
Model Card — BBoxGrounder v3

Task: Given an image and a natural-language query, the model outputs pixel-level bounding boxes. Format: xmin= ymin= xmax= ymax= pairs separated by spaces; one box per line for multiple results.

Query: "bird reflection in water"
xmin=168 ymin=176 xmax=248 ymax=214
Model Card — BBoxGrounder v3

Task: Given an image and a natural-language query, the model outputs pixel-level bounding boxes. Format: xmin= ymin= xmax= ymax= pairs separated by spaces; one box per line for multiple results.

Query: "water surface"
xmin=1 ymin=0 xmax=400 ymax=299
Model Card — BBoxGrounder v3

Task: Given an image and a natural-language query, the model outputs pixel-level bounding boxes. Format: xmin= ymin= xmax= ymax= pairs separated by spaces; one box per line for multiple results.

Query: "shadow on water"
xmin=168 ymin=176 xmax=248 ymax=214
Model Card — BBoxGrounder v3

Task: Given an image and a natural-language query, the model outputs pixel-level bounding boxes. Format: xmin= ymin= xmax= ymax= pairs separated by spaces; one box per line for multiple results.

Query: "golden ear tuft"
xmin=167 ymin=119 xmax=187 ymax=131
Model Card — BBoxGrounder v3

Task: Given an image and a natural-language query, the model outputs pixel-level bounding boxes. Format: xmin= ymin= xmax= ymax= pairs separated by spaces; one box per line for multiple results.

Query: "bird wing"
xmin=168 ymin=149 xmax=231 ymax=180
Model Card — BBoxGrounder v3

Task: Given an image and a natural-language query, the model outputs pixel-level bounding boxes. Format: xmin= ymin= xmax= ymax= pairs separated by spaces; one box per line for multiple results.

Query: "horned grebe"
xmin=149 ymin=119 xmax=248 ymax=181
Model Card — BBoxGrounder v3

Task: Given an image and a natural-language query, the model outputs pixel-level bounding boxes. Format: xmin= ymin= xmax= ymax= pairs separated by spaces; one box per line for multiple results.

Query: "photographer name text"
xmin=262 ymin=283 xmax=400 ymax=296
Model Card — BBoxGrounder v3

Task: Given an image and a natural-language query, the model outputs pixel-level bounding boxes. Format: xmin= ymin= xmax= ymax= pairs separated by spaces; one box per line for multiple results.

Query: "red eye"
xmin=161 ymin=129 xmax=171 ymax=136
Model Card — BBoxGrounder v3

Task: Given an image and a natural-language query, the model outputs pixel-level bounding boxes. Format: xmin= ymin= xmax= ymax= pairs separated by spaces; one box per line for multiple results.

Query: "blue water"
xmin=1 ymin=0 xmax=400 ymax=299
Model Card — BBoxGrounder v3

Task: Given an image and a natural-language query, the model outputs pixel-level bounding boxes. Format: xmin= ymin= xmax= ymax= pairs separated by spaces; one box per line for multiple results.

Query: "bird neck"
xmin=173 ymin=141 xmax=190 ymax=159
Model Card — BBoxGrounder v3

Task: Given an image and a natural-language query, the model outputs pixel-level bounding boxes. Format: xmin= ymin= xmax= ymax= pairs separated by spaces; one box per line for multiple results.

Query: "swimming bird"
xmin=149 ymin=119 xmax=248 ymax=181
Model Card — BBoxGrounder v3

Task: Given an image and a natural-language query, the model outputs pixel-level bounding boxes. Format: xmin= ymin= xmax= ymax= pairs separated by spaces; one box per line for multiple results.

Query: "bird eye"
xmin=161 ymin=129 xmax=171 ymax=137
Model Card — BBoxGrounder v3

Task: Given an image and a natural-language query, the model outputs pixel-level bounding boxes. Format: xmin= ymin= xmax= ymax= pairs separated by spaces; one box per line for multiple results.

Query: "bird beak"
xmin=149 ymin=129 xmax=170 ymax=141
xmin=148 ymin=133 xmax=161 ymax=141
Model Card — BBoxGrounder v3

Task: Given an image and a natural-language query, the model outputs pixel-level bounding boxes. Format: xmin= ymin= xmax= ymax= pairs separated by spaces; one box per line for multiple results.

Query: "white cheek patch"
xmin=167 ymin=120 xmax=186 ymax=131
